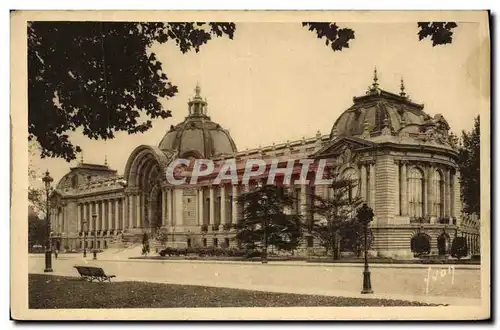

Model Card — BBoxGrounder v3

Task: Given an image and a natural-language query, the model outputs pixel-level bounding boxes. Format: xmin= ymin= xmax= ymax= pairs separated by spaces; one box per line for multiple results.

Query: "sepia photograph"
xmin=10 ymin=10 xmax=490 ymax=320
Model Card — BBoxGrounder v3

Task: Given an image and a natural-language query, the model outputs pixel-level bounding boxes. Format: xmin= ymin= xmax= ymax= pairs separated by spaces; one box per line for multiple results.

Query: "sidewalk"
xmin=29 ymin=253 xmax=481 ymax=270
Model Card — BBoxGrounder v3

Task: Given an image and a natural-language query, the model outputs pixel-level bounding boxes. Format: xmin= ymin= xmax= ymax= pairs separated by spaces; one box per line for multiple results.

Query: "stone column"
xmin=198 ymin=188 xmax=204 ymax=225
xmin=101 ymin=200 xmax=106 ymax=230
xmin=77 ymin=203 xmax=81 ymax=233
xmin=121 ymin=197 xmax=126 ymax=230
xmin=401 ymin=162 xmax=408 ymax=216
xmin=450 ymin=171 xmax=455 ymax=218
xmin=426 ymin=166 xmax=434 ymax=217
xmin=232 ymin=185 xmax=238 ymax=224
xmin=161 ymin=188 xmax=166 ymax=227
xmin=114 ymin=199 xmax=120 ymax=230
xmin=360 ymin=164 xmax=367 ymax=201
xmin=167 ymin=189 xmax=173 ymax=226
xmin=135 ymin=194 xmax=141 ymax=228
xmin=83 ymin=203 xmax=88 ymax=231
xmin=444 ymin=169 xmax=451 ymax=217
xmin=209 ymin=186 xmax=215 ymax=225
xmin=128 ymin=195 xmax=133 ymax=229
xmin=108 ymin=199 xmax=113 ymax=230
xmin=220 ymin=185 xmax=227 ymax=224
xmin=369 ymin=162 xmax=376 ymax=213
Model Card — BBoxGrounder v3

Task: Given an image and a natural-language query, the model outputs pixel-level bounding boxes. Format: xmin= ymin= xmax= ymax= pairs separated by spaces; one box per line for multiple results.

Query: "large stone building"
xmin=48 ymin=72 xmax=480 ymax=258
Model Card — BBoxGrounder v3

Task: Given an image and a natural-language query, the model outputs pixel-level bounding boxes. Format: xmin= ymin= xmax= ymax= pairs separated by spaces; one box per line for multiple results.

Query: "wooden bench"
xmin=74 ymin=266 xmax=116 ymax=282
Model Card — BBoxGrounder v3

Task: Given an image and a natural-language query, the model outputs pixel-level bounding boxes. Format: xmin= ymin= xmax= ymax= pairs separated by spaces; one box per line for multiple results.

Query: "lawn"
xmin=29 ymin=274 xmax=433 ymax=308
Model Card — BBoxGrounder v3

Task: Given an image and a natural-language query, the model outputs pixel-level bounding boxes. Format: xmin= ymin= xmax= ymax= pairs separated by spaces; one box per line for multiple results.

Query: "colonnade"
xmin=77 ymin=198 xmax=125 ymax=233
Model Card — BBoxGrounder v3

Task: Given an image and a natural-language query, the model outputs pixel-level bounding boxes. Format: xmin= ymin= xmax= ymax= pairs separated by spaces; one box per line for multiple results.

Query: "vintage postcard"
xmin=11 ymin=10 xmax=490 ymax=320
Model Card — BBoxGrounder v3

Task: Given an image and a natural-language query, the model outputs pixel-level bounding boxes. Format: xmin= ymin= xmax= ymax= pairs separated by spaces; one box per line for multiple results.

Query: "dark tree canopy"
xmin=302 ymin=22 xmax=355 ymax=51
xmin=28 ymin=21 xmax=235 ymax=161
xmin=417 ymin=22 xmax=458 ymax=46
xmin=458 ymin=115 xmax=480 ymax=216
xmin=235 ymin=185 xmax=303 ymax=252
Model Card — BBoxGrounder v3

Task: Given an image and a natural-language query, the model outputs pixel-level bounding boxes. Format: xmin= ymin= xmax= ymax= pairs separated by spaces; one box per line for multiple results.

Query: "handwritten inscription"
xmin=424 ymin=266 xmax=455 ymax=295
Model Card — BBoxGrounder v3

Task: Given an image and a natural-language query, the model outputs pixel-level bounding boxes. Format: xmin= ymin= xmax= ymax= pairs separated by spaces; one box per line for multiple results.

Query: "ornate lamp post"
xmin=82 ymin=219 xmax=87 ymax=258
xmin=92 ymin=213 xmax=97 ymax=260
xmin=357 ymin=203 xmax=374 ymax=294
xmin=42 ymin=170 xmax=53 ymax=272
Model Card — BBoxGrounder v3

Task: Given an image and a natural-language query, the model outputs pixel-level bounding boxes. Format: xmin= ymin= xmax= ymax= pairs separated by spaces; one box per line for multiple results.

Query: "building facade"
xmin=48 ymin=73 xmax=479 ymax=258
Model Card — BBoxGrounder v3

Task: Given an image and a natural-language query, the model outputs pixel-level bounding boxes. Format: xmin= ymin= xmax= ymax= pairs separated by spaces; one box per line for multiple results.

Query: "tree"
xmin=235 ymin=184 xmax=303 ymax=257
xmin=28 ymin=209 xmax=45 ymax=251
xmin=28 ymin=139 xmax=48 ymax=219
xmin=417 ymin=22 xmax=458 ymax=46
xmin=458 ymin=115 xmax=480 ymax=216
xmin=28 ymin=22 xmax=236 ymax=161
xmin=411 ymin=233 xmax=431 ymax=256
xmin=308 ymin=156 xmax=364 ymax=260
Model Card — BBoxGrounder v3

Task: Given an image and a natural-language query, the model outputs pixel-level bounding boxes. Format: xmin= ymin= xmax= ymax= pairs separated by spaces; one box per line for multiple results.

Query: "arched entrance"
xmin=123 ymin=145 xmax=177 ymax=233
xmin=437 ymin=232 xmax=450 ymax=256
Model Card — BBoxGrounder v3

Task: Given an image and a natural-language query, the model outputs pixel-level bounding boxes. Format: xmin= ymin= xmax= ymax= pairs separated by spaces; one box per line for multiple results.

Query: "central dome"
xmin=158 ymin=84 xmax=237 ymax=158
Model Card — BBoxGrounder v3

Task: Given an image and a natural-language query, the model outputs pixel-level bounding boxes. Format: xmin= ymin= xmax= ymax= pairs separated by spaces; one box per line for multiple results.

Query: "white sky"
xmin=31 ymin=21 xmax=482 ymax=185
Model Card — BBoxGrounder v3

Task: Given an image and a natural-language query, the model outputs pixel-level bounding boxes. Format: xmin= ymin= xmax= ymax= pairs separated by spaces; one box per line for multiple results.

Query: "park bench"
xmin=74 ymin=266 xmax=116 ymax=283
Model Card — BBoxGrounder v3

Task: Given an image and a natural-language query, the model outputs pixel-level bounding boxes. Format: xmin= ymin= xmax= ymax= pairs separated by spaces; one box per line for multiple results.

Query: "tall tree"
xmin=458 ymin=115 xmax=480 ymax=216
xmin=235 ymin=184 xmax=303 ymax=256
xmin=308 ymin=157 xmax=364 ymax=260
xmin=28 ymin=22 xmax=235 ymax=161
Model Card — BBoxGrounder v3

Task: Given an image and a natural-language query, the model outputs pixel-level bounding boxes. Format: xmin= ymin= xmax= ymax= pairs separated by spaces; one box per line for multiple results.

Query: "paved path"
xmin=29 ymin=254 xmax=482 ymax=306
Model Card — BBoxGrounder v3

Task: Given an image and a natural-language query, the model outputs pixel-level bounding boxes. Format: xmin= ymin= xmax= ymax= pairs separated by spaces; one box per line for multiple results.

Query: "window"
xmin=213 ymin=238 xmax=218 ymax=247
xmin=202 ymin=238 xmax=207 ymax=247
xmin=433 ymin=170 xmax=444 ymax=217
xmin=187 ymin=238 xmax=192 ymax=248
xmin=224 ymin=237 xmax=230 ymax=247
xmin=408 ymin=167 xmax=424 ymax=217
xmin=187 ymin=198 xmax=191 ymax=203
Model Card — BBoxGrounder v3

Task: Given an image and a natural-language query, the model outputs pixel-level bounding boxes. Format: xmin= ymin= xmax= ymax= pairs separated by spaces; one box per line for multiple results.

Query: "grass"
xmin=29 ymin=274 xmax=433 ymax=308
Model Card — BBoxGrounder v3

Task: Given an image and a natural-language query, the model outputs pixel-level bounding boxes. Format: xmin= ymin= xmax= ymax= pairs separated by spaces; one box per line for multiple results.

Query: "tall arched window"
xmin=408 ymin=167 xmax=424 ymax=217
xmin=433 ymin=170 xmax=444 ymax=217
xmin=342 ymin=168 xmax=359 ymax=203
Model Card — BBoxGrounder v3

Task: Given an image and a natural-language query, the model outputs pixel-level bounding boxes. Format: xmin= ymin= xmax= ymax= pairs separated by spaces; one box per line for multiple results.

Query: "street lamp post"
xmin=92 ymin=213 xmax=97 ymax=260
xmin=82 ymin=219 xmax=87 ymax=258
xmin=42 ymin=170 xmax=53 ymax=272
xmin=358 ymin=203 xmax=374 ymax=294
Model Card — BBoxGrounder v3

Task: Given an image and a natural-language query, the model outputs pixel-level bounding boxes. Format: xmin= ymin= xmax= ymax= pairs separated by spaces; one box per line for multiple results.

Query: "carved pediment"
xmin=313 ymin=136 xmax=375 ymax=159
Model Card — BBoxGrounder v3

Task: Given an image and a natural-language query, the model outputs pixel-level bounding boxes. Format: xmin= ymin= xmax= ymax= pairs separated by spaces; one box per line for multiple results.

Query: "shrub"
xmin=411 ymin=233 xmax=431 ymax=256
xmin=450 ymin=237 xmax=468 ymax=260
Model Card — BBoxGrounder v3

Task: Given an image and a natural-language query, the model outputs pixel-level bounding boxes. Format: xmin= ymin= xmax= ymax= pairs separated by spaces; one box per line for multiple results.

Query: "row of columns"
xmin=77 ymin=198 xmax=125 ymax=232
xmin=398 ymin=161 xmax=454 ymax=218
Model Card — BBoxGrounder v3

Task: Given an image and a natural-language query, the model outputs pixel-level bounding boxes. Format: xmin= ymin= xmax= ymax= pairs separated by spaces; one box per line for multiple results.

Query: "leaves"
xmin=458 ymin=115 xmax=480 ymax=215
xmin=235 ymin=185 xmax=303 ymax=252
xmin=308 ymin=157 xmax=364 ymax=259
xmin=417 ymin=22 xmax=458 ymax=46
xmin=28 ymin=22 xmax=235 ymax=161
xmin=302 ymin=22 xmax=355 ymax=51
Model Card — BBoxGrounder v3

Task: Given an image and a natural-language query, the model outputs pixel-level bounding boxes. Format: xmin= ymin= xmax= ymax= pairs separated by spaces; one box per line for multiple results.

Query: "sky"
xmin=30 ymin=21 xmax=484 ymax=186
